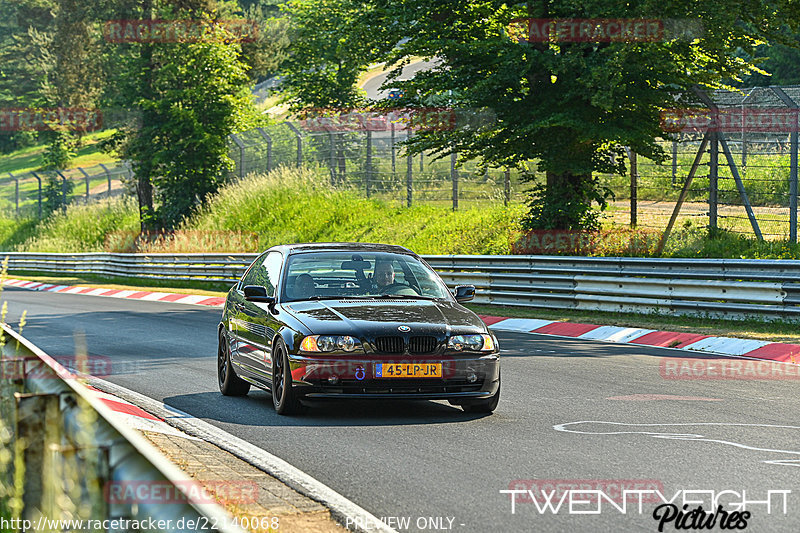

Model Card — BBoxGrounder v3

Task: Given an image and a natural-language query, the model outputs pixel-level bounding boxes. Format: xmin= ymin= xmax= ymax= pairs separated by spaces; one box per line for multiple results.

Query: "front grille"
xmin=409 ymin=336 xmax=437 ymax=354
xmin=374 ymin=336 xmax=404 ymax=354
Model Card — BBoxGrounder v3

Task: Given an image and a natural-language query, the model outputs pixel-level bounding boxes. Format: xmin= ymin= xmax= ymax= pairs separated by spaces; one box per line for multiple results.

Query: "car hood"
xmin=281 ymin=299 xmax=486 ymax=336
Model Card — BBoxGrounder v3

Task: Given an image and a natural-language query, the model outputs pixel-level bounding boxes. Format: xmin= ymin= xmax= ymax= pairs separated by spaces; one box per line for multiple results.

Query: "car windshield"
xmin=282 ymin=251 xmax=452 ymax=302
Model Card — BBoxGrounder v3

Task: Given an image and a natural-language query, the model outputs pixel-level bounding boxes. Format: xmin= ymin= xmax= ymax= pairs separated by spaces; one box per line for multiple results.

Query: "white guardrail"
xmin=4 ymin=252 xmax=800 ymax=321
xmin=0 ymin=323 xmax=246 ymax=532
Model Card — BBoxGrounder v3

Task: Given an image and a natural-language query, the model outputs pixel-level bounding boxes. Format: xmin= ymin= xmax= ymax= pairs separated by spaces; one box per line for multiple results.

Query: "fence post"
xmin=365 ymin=130 xmax=373 ymax=198
xmin=451 ymin=152 xmax=458 ymax=211
xmin=78 ymin=167 xmax=91 ymax=202
xmin=629 ymin=150 xmax=638 ymax=227
xmin=285 ymin=122 xmax=303 ymax=167
xmin=31 ymin=171 xmax=42 ymax=218
xmin=772 ymin=87 xmax=798 ymax=242
xmin=8 ymin=172 xmax=18 ymax=216
xmin=419 ymin=151 xmax=424 ymax=172
xmin=230 ymin=133 xmax=246 ymax=179
xmin=256 ymin=127 xmax=273 ymax=172
xmin=328 ymin=132 xmax=336 ymax=185
xmin=671 ymin=139 xmax=678 ymax=185
xmin=741 ymin=131 xmax=747 ymax=169
xmin=98 ymin=163 xmax=112 ymax=196
xmin=55 ymin=170 xmax=68 ymax=211
xmin=504 ymin=170 xmax=510 ymax=206
xmin=391 ymin=123 xmax=396 ymax=178
xmin=709 ymin=131 xmax=718 ymax=231
xmin=406 ymin=132 xmax=413 ymax=208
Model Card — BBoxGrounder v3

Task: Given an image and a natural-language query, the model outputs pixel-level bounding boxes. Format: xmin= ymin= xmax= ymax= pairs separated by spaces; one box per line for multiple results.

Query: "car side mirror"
xmin=243 ymin=285 xmax=275 ymax=304
xmin=453 ymin=285 xmax=475 ymax=303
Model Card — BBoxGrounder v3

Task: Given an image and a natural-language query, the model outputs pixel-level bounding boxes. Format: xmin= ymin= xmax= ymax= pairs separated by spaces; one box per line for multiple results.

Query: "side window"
xmin=261 ymin=252 xmax=282 ymax=297
xmin=240 ymin=252 xmax=282 ymax=296
xmin=240 ymin=254 xmax=267 ymax=288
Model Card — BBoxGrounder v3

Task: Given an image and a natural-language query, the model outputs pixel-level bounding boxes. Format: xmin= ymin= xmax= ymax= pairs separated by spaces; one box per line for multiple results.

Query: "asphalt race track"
xmin=5 ymin=287 xmax=800 ymax=532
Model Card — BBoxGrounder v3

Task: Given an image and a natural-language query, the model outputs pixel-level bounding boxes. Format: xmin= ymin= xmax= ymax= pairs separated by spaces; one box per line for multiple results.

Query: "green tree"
xmin=281 ymin=0 xmax=800 ymax=230
xmin=103 ymin=3 xmax=260 ymax=230
xmin=281 ymin=0 xmax=393 ymax=110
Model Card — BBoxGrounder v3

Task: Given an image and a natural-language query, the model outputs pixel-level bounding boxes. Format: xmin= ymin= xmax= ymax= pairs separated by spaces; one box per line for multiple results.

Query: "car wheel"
xmin=218 ymin=330 xmax=250 ymax=396
xmin=271 ymin=339 xmax=305 ymax=415
xmin=462 ymin=376 xmax=500 ymax=414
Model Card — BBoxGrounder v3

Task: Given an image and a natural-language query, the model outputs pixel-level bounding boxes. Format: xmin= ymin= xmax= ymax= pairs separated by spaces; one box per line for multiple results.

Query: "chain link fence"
xmin=228 ymin=122 xmax=520 ymax=210
xmin=0 ymin=162 xmax=132 ymax=218
xmin=600 ymin=86 xmax=800 ymax=241
xmin=5 ymin=86 xmax=800 ymax=244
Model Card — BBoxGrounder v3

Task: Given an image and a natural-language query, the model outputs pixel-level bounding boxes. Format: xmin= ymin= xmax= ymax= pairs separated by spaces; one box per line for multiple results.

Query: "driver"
xmin=293 ymin=273 xmax=316 ymax=299
xmin=373 ymin=261 xmax=396 ymax=290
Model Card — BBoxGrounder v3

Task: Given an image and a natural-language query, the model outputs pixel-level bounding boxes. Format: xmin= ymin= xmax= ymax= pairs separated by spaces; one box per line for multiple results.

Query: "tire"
xmin=218 ymin=330 xmax=250 ymax=396
xmin=462 ymin=376 xmax=500 ymax=414
xmin=271 ymin=339 xmax=305 ymax=415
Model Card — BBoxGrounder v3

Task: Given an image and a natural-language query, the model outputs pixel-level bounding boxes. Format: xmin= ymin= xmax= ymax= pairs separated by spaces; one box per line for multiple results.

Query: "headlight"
xmin=300 ymin=335 xmax=361 ymax=353
xmin=448 ymin=334 xmax=495 ymax=352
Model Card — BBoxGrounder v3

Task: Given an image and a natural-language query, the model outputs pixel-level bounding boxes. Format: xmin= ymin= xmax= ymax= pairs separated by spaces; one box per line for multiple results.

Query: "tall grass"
xmin=187 ymin=166 xmax=525 ymax=254
xmin=15 ymin=197 xmax=139 ymax=252
xmin=3 ymin=165 xmax=800 ymax=258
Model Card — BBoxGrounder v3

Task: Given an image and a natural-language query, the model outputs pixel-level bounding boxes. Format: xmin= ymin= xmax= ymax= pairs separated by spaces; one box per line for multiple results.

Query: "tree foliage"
xmin=104 ymin=4 xmax=260 ymax=229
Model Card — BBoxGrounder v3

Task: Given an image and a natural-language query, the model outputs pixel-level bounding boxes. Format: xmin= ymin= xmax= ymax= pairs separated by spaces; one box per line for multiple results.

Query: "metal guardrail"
xmin=0 ymin=323 xmax=245 ymax=532
xmin=4 ymin=252 xmax=800 ymax=321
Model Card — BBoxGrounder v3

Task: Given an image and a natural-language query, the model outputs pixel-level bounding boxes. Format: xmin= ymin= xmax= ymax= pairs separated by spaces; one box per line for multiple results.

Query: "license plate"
xmin=375 ymin=363 xmax=442 ymax=378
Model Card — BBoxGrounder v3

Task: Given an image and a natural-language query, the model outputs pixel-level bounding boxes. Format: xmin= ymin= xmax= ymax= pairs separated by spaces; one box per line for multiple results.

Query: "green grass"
xmin=187 ymin=165 xmax=525 ymax=254
xmin=2 ymin=164 xmax=800 ymax=259
xmin=0 ymin=130 xmax=118 ymax=175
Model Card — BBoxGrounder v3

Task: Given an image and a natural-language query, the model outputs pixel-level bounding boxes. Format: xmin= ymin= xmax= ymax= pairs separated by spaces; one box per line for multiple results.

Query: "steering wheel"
xmin=377 ymin=283 xmax=418 ymax=296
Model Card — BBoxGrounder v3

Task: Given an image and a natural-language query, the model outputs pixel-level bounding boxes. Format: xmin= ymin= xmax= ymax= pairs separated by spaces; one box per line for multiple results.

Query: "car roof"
xmin=265 ymin=242 xmax=417 ymax=256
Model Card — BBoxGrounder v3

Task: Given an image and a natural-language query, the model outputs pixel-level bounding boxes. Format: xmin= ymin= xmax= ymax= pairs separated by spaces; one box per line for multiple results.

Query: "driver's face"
xmin=374 ymin=263 xmax=394 ymax=287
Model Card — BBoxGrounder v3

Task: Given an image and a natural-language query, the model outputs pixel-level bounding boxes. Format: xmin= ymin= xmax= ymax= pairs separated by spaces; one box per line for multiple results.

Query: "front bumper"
xmin=287 ymin=353 xmax=500 ymax=400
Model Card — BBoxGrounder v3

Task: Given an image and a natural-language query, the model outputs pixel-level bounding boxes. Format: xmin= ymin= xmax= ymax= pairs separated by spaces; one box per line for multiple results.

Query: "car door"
xmin=229 ymin=252 xmax=267 ymax=367
xmin=233 ymin=251 xmax=283 ymax=381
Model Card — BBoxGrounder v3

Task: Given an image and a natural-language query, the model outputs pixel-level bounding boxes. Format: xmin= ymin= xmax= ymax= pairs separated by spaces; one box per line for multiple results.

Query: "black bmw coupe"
xmin=217 ymin=243 xmax=500 ymax=415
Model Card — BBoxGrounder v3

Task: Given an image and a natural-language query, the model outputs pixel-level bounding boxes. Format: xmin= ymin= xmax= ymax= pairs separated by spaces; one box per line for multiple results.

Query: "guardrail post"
xmin=99 ymin=163 xmax=112 ymax=196
xmin=30 ymin=172 xmax=43 ymax=218
xmin=49 ymin=442 xmax=109 ymax=521
xmin=451 ymin=152 xmax=458 ymax=211
xmin=285 ymin=122 xmax=303 ymax=167
xmin=8 ymin=172 xmax=19 ymax=216
xmin=255 ymin=127 xmax=273 ymax=173
xmin=78 ymin=167 xmax=91 ymax=202
xmin=15 ymin=392 xmax=61 ymax=521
